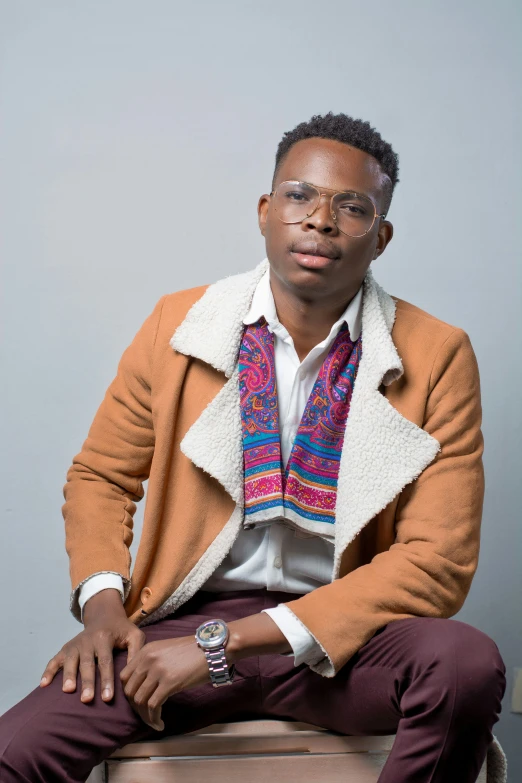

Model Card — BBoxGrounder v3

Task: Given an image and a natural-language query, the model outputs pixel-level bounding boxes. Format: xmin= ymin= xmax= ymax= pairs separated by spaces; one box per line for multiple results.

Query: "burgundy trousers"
xmin=0 ymin=588 xmax=506 ymax=783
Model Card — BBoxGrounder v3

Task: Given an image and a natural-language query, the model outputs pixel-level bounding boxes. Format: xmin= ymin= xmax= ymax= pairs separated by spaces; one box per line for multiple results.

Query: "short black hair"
xmin=272 ymin=111 xmax=399 ymax=214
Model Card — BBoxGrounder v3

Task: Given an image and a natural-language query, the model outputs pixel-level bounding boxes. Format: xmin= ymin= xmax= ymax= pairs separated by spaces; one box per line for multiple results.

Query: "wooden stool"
xmin=92 ymin=719 xmax=498 ymax=782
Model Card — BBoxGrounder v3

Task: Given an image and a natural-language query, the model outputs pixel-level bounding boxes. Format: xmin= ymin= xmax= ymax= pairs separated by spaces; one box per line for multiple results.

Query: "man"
xmin=0 ymin=112 xmax=506 ymax=782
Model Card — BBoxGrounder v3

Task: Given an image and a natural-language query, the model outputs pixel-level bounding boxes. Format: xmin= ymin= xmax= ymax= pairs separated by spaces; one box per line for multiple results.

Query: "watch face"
xmin=196 ymin=619 xmax=228 ymax=649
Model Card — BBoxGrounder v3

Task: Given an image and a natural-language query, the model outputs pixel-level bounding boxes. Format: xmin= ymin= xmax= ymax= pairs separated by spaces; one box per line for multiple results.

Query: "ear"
xmin=257 ymin=193 xmax=271 ymax=237
xmin=373 ymin=219 xmax=393 ymax=260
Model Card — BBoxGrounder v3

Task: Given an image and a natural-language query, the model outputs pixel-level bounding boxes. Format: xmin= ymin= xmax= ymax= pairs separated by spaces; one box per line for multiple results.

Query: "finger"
xmin=40 ymin=652 xmax=64 ymax=687
xmin=136 ymin=703 xmax=154 ymax=729
xmin=121 ymin=639 xmax=146 ymax=682
xmin=132 ymin=693 xmax=162 ymax=732
xmin=120 ymin=655 xmax=137 ymax=685
xmin=78 ymin=650 xmax=96 ymax=703
xmin=61 ymin=648 xmax=80 ymax=693
xmin=148 ymin=692 xmax=166 ymax=732
xmin=123 ymin=667 xmax=148 ymax=702
xmin=133 ymin=678 xmax=159 ymax=725
xmin=95 ymin=644 xmax=115 ymax=702
xmin=126 ymin=630 xmax=146 ymax=664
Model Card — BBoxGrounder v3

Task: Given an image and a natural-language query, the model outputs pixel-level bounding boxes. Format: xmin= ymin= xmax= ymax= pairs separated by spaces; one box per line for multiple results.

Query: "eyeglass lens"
xmin=273 ymin=181 xmax=376 ymax=238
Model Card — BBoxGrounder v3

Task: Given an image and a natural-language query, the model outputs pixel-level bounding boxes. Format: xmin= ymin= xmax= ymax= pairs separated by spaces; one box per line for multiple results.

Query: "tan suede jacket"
xmin=63 ymin=258 xmax=484 ymax=678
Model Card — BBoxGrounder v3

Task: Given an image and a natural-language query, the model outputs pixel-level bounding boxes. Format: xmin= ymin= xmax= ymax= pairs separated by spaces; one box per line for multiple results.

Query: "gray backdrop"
xmin=1 ymin=0 xmax=520 ymax=778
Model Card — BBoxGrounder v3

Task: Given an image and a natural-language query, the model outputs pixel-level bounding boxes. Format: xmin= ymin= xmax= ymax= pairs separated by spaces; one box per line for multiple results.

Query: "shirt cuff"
xmin=78 ymin=573 xmax=124 ymax=621
xmin=262 ymin=604 xmax=327 ymax=667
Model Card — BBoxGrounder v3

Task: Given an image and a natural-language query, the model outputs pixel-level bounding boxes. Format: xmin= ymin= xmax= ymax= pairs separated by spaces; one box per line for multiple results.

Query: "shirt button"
xmin=273 ymin=556 xmax=283 ymax=568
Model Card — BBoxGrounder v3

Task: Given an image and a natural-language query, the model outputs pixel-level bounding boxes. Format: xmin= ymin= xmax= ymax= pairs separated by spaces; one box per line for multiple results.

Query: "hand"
xmin=120 ymin=636 xmax=212 ymax=731
xmin=119 ymin=612 xmax=293 ymax=731
xmin=40 ymin=589 xmax=145 ymax=703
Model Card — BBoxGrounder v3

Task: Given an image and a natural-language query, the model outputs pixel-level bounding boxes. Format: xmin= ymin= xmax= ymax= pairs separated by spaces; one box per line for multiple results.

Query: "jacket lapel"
xmin=171 ymin=260 xmax=268 ymax=379
xmin=177 ymin=366 xmax=244 ymax=505
xmin=332 ymin=272 xmax=441 ymax=577
xmin=170 ymin=259 xmax=269 ymax=508
xmin=171 ymin=258 xmax=441 ymax=572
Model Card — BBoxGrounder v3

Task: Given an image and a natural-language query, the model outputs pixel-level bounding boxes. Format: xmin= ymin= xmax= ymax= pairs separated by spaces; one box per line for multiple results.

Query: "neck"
xmin=269 ymin=270 xmax=360 ymax=362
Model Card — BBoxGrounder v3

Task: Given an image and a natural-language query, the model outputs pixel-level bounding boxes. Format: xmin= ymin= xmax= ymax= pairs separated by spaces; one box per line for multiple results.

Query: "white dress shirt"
xmin=79 ymin=268 xmax=363 ymax=667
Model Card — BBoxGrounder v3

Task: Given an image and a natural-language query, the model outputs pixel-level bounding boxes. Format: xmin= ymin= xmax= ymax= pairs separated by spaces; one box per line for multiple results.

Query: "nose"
xmin=303 ymin=193 xmax=337 ymax=234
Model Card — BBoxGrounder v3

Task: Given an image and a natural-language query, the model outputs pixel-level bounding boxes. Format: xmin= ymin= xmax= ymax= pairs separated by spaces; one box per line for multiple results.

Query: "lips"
xmin=291 ymin=240 xmax=339 ymax=259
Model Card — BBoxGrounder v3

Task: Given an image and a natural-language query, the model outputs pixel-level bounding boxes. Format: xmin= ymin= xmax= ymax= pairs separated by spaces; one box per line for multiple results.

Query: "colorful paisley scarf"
xmin=239 ymin=317 xmax=362 ymax=540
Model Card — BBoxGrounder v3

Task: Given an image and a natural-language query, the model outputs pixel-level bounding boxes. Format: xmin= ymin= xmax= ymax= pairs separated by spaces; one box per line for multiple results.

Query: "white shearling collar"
xmin=160 ymin=257 xmax=441 ymax=634
xmin=171 ymin=257 xmax=401 ymax=387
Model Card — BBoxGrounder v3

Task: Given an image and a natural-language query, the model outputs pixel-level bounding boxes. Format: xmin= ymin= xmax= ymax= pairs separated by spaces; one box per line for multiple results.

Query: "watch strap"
xmin=203 ymin=647 xmax=235 ymax=687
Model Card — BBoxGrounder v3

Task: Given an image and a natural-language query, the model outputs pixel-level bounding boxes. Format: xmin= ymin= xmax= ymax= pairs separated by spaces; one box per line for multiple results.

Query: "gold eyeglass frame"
xmin=269 ymin=180 xmax=387 ymax=238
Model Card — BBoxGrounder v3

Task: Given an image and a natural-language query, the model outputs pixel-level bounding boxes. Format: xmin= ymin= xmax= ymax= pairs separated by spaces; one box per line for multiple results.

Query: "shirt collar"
xmin=242 ymin=267 xmax=363 ymax=342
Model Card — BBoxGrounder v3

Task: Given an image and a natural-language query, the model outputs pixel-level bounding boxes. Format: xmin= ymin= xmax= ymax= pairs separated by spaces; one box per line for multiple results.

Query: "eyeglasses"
xmin=269 ymin=180 xmax=386 ymax=238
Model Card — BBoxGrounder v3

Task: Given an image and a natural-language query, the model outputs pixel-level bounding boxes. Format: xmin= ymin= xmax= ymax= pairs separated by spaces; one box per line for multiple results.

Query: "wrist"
xmin=194 ymin=619 xmax=236 ymax=687
xmin=225 ymin=613 xmax=293 ymax=664
xmin=83 ymin=588 xmax=127 ymax=626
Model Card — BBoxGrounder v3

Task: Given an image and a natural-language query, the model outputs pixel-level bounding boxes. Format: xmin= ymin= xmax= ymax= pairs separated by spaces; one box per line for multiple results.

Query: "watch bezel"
xmin=195 ymin=618 xmax=229 ymax=650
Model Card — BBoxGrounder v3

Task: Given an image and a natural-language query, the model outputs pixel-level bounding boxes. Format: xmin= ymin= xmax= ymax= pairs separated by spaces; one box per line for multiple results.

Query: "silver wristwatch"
xmin=195 ymin=618 xmax=236 ymax=687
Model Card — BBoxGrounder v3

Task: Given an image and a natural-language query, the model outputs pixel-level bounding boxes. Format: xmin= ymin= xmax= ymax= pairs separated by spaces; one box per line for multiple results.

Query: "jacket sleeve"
xmin=62 ymin=295 xmax=167 ymax=621
xmin=282 ymin=327 xmax=485 ymax=677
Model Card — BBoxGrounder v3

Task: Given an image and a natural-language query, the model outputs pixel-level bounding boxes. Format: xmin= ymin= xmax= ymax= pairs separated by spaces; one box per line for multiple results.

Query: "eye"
xmin=339 ymin=202 xmax=367 ymax=216
xmin=285 ymin=190 xmax=311 ymax=203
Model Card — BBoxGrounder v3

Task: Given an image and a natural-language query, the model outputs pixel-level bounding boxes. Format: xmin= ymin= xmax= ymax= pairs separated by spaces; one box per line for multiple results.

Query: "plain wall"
xmin=1 ymin=0 xmax=520 ymax=777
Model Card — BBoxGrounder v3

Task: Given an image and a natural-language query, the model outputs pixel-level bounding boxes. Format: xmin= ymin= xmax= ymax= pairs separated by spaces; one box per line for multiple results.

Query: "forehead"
xmin=275 ymin=137 xmax=386 ymax=202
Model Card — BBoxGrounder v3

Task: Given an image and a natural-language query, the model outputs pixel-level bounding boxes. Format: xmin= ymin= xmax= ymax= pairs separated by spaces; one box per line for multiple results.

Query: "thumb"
xmin=126 ymin=628 xmax=146 ymax=664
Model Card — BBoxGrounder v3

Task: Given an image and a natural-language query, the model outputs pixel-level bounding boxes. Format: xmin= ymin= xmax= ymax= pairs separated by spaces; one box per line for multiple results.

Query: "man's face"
xmin=258 ymin=137 xmax=393 ymax=302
